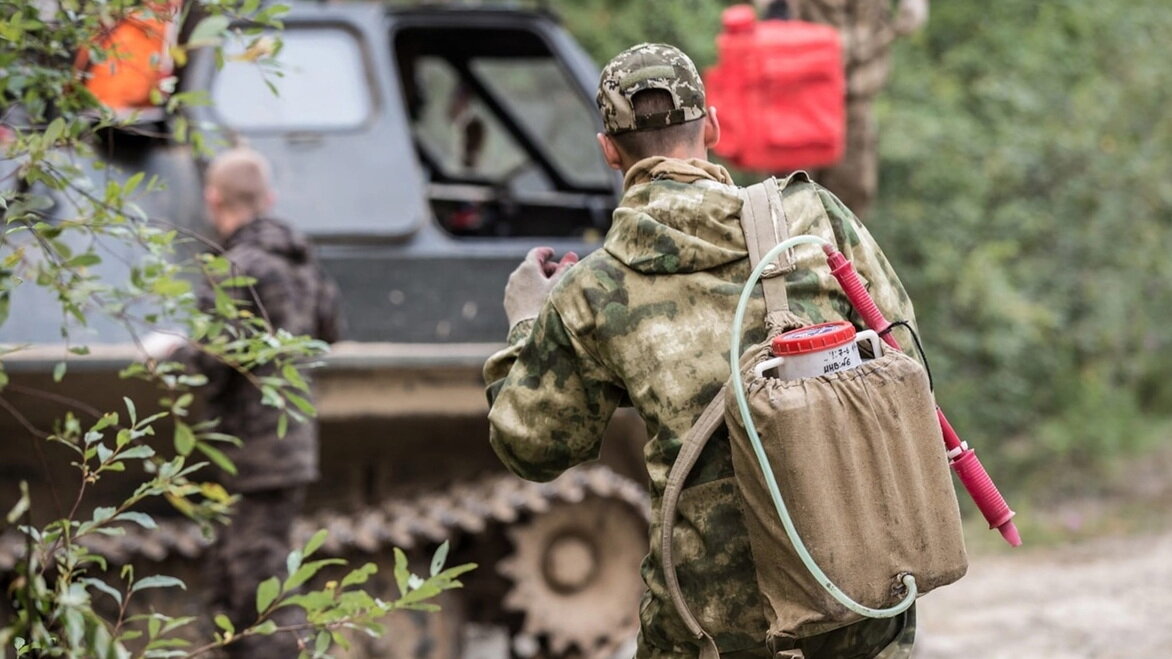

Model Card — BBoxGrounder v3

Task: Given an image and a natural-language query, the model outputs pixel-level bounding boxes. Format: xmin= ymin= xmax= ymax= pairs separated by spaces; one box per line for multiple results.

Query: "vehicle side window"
xmin=472 ymin=58 xmax=611 ymax=189
xmin=212 ymin=27 xmax=372 ymax=131
xmin=411 ymin=56 xmax=532 ymax=184
xmin=394 ymin=23 xmax=616 ymax=239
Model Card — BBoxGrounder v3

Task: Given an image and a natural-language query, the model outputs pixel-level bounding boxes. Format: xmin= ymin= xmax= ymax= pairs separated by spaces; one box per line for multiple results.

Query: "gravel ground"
xmin=915 ymin=527 xmax=1172 ymax=658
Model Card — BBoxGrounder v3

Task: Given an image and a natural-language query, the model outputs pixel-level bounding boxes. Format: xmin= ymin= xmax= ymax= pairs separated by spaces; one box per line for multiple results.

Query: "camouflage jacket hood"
xmin=605 ymin=157 xmax=746 ymax=275
xmin=224 ymin=216 xmax=313 ymax=264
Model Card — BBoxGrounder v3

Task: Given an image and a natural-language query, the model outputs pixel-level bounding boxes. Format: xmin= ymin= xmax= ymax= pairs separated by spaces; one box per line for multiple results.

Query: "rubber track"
xmin=0 ymin=466 xmax=649 ymax=569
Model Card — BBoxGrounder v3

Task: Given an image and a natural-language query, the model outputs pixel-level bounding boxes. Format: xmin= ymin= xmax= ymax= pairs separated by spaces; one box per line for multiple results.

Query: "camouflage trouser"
xmin=208 ymin=486 xmax=308 ymax=659
xmin=792 ymin=605 xmax=915 ymax=659
xmin=649 ymin=606 xmax=915 ymax=659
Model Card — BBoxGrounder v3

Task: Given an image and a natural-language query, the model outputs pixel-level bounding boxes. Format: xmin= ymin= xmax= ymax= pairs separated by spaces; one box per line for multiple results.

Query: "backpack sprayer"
xmin=721 ymin=232 xmax=1018 ymax=628
xmin=731 ymin=235 xmax=1020 ymax=550
xmin=821 ymin=243 xmax=1021 ymax=547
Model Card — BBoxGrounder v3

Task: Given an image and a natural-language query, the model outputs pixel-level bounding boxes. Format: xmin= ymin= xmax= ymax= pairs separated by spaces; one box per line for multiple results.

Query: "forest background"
xmin=547 ymin=0 xmax=1172 ymax=540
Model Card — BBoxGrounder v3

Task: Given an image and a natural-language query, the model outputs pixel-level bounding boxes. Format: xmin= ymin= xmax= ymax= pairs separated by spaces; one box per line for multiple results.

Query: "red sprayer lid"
xmin=771 ymin=321 xmax=856 ymax=356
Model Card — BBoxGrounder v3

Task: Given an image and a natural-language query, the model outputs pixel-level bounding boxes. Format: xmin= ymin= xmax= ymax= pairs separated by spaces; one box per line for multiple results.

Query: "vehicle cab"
xmin=183 ymin=0 xmax=620 ymax=342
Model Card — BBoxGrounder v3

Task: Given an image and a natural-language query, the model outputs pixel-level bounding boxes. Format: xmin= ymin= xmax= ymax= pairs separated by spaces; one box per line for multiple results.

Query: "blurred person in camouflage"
xmin=757 ymin=0 xmax=930 ymax=220
xmin=484 ymin=43 xmax=918 ymax=657
xmin=180 ymin=147 xmax=342 ymax=657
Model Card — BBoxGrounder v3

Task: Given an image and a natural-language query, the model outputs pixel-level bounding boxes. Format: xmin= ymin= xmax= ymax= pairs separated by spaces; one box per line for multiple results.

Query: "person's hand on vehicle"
xmin=504 ymin=247 xmax=578 ymax=328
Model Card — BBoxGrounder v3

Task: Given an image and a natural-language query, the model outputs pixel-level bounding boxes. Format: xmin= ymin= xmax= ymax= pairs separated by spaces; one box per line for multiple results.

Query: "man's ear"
xmin=596 ymin=132 xmax=624 ymax=171
xmin=703 ymin=106 xmax=720 ymax=149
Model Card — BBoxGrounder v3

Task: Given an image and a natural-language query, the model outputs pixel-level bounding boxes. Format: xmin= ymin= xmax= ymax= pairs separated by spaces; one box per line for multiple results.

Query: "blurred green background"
xmin=548 ymin=0 xmax=1172 ymax=515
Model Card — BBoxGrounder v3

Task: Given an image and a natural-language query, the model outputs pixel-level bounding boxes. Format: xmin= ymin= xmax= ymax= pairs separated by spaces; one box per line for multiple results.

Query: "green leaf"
xmin=124 ymin=171 xmax=145 ymax=196
xmin=255 ymin=576 xmax=280 ymax=613
xmin=213 ymin=614 xmax=234 ymax=634
xmin=173 ymin=393 xmax=194 ymax=413
xmin=152 ymin=277 xmax=191 ymax=296
xmin=124 ymin=396 xmax=137 ymax=425
xmin=65 ymin=253 xmax=101 ymax=268
xmin=188 ymin=15 xmax=231 ymax=48
xmin=284 ymin=391 xmax=316 ymax=417
xmin=430 ymin=540 xmax=449 ymax=577
xmin=332 ymin=630 xmax=350 ymax=652
xmin=115 ymin=511 xmax=157 ymax=529
xmin=161 ymin=615 xmax=198 ymax=635
xmin=340 ymin=562 xmax=377 ymax=589
xmin=43 ymin=117 xmax=65 ymax=144
xmin=195 ymin=441 xmax=236 ymax=475
xmin=131 ymin=575 xmax=186 ymax=593
xmin=5 ymin=481 xmax=29 ymax=524
xmin=221 ymin=276 xmax=257 ymax=287
xmin=434 ymin=562 xmax=478 ymax=582
xmin=281 ymin=363 xmax=308 ymax=392
xmin=252 ymin=620 xmax=278 ymax=636
xmin=286 ymin=549 xmax=302 ymax=577
xmin=302 ymin=529 xmax=328 ymax=558
xmin=92 ymin=506 xmax=117 ymax=524
xmin=53 ymin=361 xmax=66 ymax=382
xmin=398 ymin=581 xmax=442 ymax=605
xmin=276 ymin=412 xmax=288 ymax=439
xmin=315 ymin=630 xmax=331 ymax=655
xmin=173 ymin=421 xmax=195 ymax=456
xmin=200 ymin=432 xmax=243 ymax=447
xmin=117 ymin=630 xmax=144 ymax=643
xmin=92 ymin=412 xmax=118 ymax=432
xmin=118 ymin=445 xmax=155 ymax=461
xmin=283 ymin=558 xmax=344 ymax=591
xmin=82 ymin=577 xmax=123 ymax=606
xmin=393 ymin=548 xmax=410 ymax=597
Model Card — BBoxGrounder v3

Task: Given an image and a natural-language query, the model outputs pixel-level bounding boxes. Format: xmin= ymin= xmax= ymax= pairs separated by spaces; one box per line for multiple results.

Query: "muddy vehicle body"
xmin=0 ymin=3 xmax=650 ymax=656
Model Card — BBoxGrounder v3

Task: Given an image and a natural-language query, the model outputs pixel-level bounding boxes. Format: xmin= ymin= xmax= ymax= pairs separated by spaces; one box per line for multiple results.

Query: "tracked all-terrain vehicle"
xmin=0 ymin=2 xmax=651 ymax=656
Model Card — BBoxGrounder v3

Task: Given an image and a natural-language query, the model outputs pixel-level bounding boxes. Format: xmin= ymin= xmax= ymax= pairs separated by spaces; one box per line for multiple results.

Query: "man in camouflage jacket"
xmin=179 ymin=147 xmax=341 ymax=658
xmin=485 ymin=44 xmax=916 ymax=657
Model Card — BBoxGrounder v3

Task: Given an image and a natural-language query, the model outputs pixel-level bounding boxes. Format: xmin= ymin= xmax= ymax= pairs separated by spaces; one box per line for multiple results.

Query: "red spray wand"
xmin=823 ymin=244 xmax=1022 ymax=547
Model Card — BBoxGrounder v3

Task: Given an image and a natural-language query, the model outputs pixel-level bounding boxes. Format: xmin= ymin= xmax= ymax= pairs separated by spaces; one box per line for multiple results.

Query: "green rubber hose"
xmin=729 ymin=234 xmax=917 ymax=619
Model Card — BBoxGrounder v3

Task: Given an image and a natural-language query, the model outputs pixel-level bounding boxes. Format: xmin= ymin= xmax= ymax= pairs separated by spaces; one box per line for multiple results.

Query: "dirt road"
xmin=915 ymin=529 xmax=1172 ymax=658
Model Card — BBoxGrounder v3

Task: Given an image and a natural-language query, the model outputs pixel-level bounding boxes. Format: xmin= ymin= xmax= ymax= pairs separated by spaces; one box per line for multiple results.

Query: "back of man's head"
xmin=206 ymin=147 xmax=273 ymax=216
xmin=596 ymin=43 xmax=709 ymax=162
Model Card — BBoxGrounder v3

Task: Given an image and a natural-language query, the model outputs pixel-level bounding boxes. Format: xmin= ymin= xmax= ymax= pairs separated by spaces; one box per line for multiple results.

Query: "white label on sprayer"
xmin=754 ymin=330 xmax=884 ymax=380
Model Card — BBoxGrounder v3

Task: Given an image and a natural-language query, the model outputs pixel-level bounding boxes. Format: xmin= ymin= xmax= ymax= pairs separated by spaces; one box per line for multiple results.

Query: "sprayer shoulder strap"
xmin=660 ymin=386 xmax=726 ymax=659
xmin=740 ymin=177 xmax=793 ymax=325
xmin=659 ymin=177 xmax=799 ymax=659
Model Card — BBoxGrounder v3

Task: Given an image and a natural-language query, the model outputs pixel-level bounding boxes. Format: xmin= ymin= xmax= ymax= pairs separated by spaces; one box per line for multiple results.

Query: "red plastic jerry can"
xmin=705 ymin=4 xmax=845 ymax=172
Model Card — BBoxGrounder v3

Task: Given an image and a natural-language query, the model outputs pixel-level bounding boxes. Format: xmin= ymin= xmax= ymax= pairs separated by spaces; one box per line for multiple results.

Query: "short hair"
xmin=610 ymin=89 xmax=705 ymax=161
xmin=206 ymin=147 xmax=273 ymax=214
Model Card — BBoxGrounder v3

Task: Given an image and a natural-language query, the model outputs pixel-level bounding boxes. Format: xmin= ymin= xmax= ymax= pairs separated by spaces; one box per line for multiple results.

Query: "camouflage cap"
xmin=596 ymin=43 xmax=707 ymax=135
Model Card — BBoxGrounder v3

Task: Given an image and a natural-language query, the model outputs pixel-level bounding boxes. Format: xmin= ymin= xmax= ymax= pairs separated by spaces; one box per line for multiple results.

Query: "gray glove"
xmin=504 ymin=246 xmax=578 ymax=328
